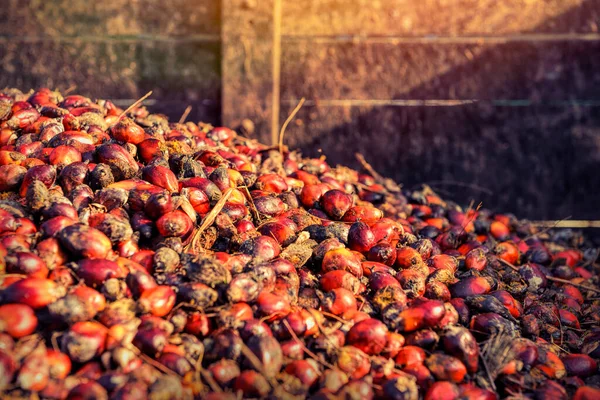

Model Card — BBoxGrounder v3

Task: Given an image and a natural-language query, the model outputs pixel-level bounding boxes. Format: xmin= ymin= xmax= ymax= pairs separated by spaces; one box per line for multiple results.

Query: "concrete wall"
xmin=2 ymin=0 xmax=600 ymax=220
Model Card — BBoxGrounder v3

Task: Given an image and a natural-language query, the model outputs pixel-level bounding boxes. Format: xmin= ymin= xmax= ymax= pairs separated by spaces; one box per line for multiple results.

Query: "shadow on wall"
xmin=293 ymin=0 xmax=600 ymax=220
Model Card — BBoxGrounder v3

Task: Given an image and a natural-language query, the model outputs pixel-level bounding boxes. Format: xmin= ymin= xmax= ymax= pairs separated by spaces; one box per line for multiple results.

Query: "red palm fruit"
xmin=285 ymin=309 xmax=319 ymax=337
xmin=299 ymin=183 xmax=330 ymax=208
xmin=142 ymin=165 xmax=178 ymax=192
xmin=554 ymin=249 xmax=583 ymax=268
xmin=49 ymin=145 xmax=81 ymax=168
xmin=558 ymin=309 xmax=580 ymax=329
xmin=71 ymin=286 xmax=106 ymax=314
xmin=180 ymin=177 xmax=222 ymax=206
xmin=253 ymin=195 xmax=287 ymax=217
xmin=495 ymin=241 xmax=519 ymax=264
xmin=258 ymin=222 xmax=295 ymax=246
xmin=16 ymin=343 xmax=49 ymax=392
xmin=336 ymin=346 xmax=371 ymax=379
xmin=46 ymin=350 xmax=71 ymax=380
xmin=40 ymin=216 xmax=77 ymax=237
xmin=391 ymin=300 xmax=446 ymax=332
xmin=61 ymin=321 xmax=108 ymax=363
xmin=457 ymin=383 xmax=497 ymax=400
xmin=6 ymin=107 xmax=40 ymax=129
xmin=441 ymin=325 xmax=479 ymax=373
xmin=342 ymin=205 xmax=383 ymax=225
xmin=395 ymin=346 xmax=426 ymax=368
xmin=362 ymin=261 xmax=396 ymax=277
xmin=1 ymin=233 xmax=33 ymax=252
xmin=144 ymin=191 xmax=175 ymax=220
xmin=534 ymin=348 xmax=566 ymax=379
xmin=428 ymin=254 xmax=458 ymax=272
xmin=369 ymin=271 xmax=401 ymax=292
xmin=221 ymin=202 xmax=249 ymax=222
xmin=425 ymin=381 xmax=460 ymax=400
xmin=67 ymin=381 xmax=108 ymax=400
xmin=21 ymin=158 xmax=45 ymax=168
xmin=0 ymin=274 xmax=24 ymax=290
xmin=226 ymin=273 xmax=260 ymax=303
xmin=291 ymin=170 xmax=319 ymax=185
xmin=396 ymin=246 xmax=423 ymax=269
xmin=320 ymin=270 xmax=361 ymax=294
xmin=0 ymin=164 xmax=26 ymax=191
xmin=562 ymin=354 xmax=598 ymax=378
xmin=574 ymin=386 xmax=600 ymax=400
xmin=117 ymin=238 xmax=138 ymax=257
xmin=157 ymin=352 xmax=191 ymax=376
xmin=185 ymin=187 xmax=211 ymax=214
xmin=15 ymin=218 xmax=38 ymax=234
xmin=219 ymin=303 xmax=254 ymax=328
xmin=425 ymin=354 xmax=467 ymax=383
xmin=489 ymin=290 xmax=521 ymax=318
xmin=130 ymin=249 xmax=155 ymax=273
xmin=208 ymin=126 xmax=236 ymax=145
xmin=234 ymin=370 xmax=270 ymax=398
xmin=255 ymin=173 xmax=288 ymax=193
xmin=110 ymin=117 xmax=146 ymax=144
xmin=319 ymin=368 xmax=349 ymax=393
xmin=282 ymin=339 xmax=312 ymax=360
xmin=367 ymin=242 xmax=397 ymax=266
xmin=321 ymin=288 xmax=357 ymax=318
xmin=424 ymin=281 xmax=451 ymax=301
xmin=19 ymin=164 xmax=56 ymax=197
xmin=448 ymin=298 xmax=469 ymax=325
xmin=381 ymin=332 xmax=405 ymax=359
xmin=126 ymin=269 xmax=158 ymax=298
xmin=5 ymin=251 xmax=48 ymax=278
xmin=156 ymin=210 xmax=194 ymax=237
xmin=322 ymin=248 xmax=363 ymax=278
xmin=240 ymin=235 xmax=281 ymax=260
xmin=286 ymin=360 xmax=320 ymax=387
xmin=138 ymin=285 xmax=176 ymax=317
xmin=0 ymin=304 xmax=38 ymax=338
xmin=371 ymin=218 xmax=403 ymax=243
xmin=320 ymin=189 xmax=353 ymax=220
xmin=402 ymin=362 xmax=435 ymax=390
xmin=138 ymin=138 xmax=167 ymax=162
xmin=0 ymin=150 xmax=25 ymax=165
xmin=240 ymin=319 xmax=273 ymax=341
xmin=449 ymin=276 xmax=492 ymax=298
xmin=346 ymin=318 xmax=388 ymax=355
xmin=465 ymin=248 xmax=487 ymax=271
xmin=246 ymin=335 xmax=283 ymax=378
xmin=58 ymin=224 xmax=112 ymax=259
xmin=95 ymin=143 xmax=139 ymax=180
xmin=257 ymin=291 xmax=291 ymax=321
xmin=208 ymin=359 xmax=240 ymax=387
xmin=437 ymin=302 xmax=460 ymax=328
xmin=72 ymin=259 xmax=127 ymax=288
xmin=2 ymin=278 xmax=66 ymax=309
xmin=396 ymin=269 xmax=426 ymax=298
xmin=561 ymin=285 xmax=584 ymax=305
xmin=309 ymin=208 xmax=329 ymax=220
xmin=348 ymin=222 xmax=376 ymax=253
xmin=489 ymin=221 xmax=510 ymax=240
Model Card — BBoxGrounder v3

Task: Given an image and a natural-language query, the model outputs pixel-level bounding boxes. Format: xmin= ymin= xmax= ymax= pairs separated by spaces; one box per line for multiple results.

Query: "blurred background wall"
xmin=1 ymin=0 xmax=599 ymax=221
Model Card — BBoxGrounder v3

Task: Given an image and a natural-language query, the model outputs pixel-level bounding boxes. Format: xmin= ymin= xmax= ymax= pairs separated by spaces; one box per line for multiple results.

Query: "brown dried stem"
xmin=279 ymin=97 xmax=305 ymax=154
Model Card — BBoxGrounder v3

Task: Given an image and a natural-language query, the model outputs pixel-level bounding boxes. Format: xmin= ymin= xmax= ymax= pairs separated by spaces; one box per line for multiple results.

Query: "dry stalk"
xmin=279 ymin=97 xmax=305 ymax=154
xmin=184 ymin=188 xmax=234 ymax=254
xmin=179 ymin=105 xmax=193 ymax=124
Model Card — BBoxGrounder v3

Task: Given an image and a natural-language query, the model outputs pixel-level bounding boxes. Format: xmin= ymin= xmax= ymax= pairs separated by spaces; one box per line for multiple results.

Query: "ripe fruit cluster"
xmin=0 ymin=87 xmax=598 ymax=400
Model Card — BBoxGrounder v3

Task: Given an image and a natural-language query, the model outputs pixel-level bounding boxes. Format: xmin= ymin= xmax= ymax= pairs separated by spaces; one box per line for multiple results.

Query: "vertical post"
xmin=221 ymin=0 xmax=280 ymax=145
xmin=271 ymin=0 xmax=282 ymax=146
